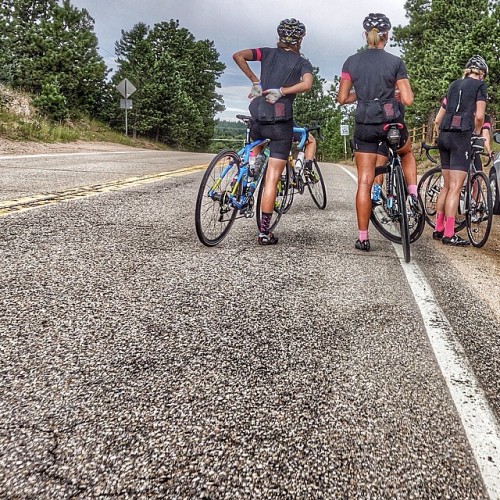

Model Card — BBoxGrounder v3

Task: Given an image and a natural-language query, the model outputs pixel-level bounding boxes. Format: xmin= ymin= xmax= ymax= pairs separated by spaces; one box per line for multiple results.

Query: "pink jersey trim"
xmin=341 ymin=71 xmax=351 ymax=81
xmin=255 ymin=48 xmax=262 ymax=61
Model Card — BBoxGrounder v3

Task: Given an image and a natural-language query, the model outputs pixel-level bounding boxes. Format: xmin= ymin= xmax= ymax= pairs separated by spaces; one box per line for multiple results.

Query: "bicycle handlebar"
xmin=420 ymin=141 xmax=439 ymax=163
xmin=420 ymin=141 xmax=493 ymax=167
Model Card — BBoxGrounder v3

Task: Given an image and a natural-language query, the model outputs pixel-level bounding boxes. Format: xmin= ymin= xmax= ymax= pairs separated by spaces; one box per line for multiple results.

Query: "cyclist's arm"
xmin=232 ymin=49 xmax=260 ymax=83
xmin=396 ymin=78 xmax=413 ymax=106
xmin=337 ymin=77 xmax=357 ymax=104
xmin=281 ymin=72 xmax=313 ymax=96
xmin=434 ymin=105 xmax=446 ymax=135
xmin=474 ymin=100 xmax=486 ymax=135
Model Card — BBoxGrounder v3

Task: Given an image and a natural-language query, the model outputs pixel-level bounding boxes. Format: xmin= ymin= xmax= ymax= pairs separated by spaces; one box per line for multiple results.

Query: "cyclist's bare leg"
xmin=260 ymin=157 xmax=287 ymax=215
xmin=356 ymin=152 xmax=378 ymax=232
xmin=304 ymin=133 xmax=316 ymax=161
xmin=440 ymin=169 xmax=467 ymax=237
xmin=398 ymin=137 xmax=418 ymax=195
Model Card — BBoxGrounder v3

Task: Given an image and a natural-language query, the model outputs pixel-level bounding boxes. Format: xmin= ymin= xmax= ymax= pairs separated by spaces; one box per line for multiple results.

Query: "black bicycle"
xmin=418 ymin=141 xmax=493 ymax=247
xmin=195 ymin=115 xmax=290 ymax=246
xmin=370 ymin=123 xmax=425 ymax=263
xmin=281 ymin=124 xmax=327 ymax=213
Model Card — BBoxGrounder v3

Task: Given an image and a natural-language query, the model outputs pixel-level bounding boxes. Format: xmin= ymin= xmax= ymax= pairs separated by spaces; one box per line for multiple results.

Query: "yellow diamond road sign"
xmin=117 ymin=78 xmax=137 ymax=98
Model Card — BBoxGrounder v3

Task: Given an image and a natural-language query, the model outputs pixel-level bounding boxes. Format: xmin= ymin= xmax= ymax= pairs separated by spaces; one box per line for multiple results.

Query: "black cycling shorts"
xmin=353 ymin=118 xmax=408 ymax=156
xmin=438 ymin=131 xmax=472 ymax=172
xmin=250 ymin=120 xmax=293 ymax=160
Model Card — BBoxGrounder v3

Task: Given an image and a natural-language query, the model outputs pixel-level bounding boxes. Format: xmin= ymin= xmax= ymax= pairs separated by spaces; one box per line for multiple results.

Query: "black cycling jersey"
xmin=440 ymin=77 xmax=487 ymax=132
xmin=342 ymin=48 xmax=407 ymax=98
xmin=252 ymin=47 xmax=312 ymax=93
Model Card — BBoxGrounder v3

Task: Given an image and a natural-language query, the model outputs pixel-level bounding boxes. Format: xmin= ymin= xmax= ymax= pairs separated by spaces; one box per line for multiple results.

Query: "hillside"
xmin=0 ymin=84 xmax=166 ymax=154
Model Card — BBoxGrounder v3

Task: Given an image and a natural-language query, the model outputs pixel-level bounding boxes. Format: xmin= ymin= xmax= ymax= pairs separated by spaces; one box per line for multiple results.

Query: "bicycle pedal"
xmin=244 ymin=210 xmax=254 ymax=218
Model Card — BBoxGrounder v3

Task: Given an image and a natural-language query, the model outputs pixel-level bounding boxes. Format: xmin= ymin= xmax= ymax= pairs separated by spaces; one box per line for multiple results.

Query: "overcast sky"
xmin=71 ymin=0 xmax=409 ymax=120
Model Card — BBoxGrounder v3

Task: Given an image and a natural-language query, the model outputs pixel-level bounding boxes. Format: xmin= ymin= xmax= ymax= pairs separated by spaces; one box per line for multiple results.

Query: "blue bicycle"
xmin=195 ymin=115 xmax=290 ymax=246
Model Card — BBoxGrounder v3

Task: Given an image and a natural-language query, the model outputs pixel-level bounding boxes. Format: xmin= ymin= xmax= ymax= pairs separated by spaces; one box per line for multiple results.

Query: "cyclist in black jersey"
xmin=233 ymin=18 xmax=313 ymax=245
xmin=337 ymin=13 xmax=416 ymax=252
xmin=433 ymin=55 xmax=488 ymax=246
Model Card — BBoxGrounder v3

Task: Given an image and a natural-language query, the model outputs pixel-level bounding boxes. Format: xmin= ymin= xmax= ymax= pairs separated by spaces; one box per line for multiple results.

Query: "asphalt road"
xmin=0 ymin=149 xmax=499 ymax=498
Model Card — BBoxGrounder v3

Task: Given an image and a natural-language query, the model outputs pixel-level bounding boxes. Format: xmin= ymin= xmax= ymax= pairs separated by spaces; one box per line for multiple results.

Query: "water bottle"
xmin=459 ymin=192 xmax=465 ymax=214
xmin=295 ymin=151 xmax=305 ymax=172
xmin=248 ymin=151 xmax=257 ymax=177
xmin=253 ymin=151 xmax=268 ymax=178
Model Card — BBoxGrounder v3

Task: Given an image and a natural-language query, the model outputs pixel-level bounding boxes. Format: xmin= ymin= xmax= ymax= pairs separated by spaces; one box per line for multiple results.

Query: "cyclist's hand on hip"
xmin=249 ymin=81 xmax=262 ymax=98
xmin=264 ymin=88 xmax=284 ymax=104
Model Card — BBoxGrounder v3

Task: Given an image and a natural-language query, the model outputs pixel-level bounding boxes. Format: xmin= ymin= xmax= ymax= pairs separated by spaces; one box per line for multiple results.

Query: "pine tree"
xmin=393 ymin=0 xmax=499 ymax=125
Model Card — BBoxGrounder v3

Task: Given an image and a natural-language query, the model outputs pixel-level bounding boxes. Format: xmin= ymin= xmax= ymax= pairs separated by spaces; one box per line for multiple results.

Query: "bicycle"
xmin=280 ymin=125 xmax=327 ymax=213
xmin=417 ymin=141 xmax=493 ymax=247
xmin=369 ymin=123 xmax=425 ymax=263
xmin=195 ymin=114 xmax=290 ymax=247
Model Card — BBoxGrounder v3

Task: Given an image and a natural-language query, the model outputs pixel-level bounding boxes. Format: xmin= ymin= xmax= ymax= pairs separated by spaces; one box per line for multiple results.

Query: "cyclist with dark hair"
xmin=233 ymin=18 xmax=313 ymax=245
xmin=433 ymin=55 xmax=488 ymax=246
xmin=337 ymin=13 xmax=417 ymax=252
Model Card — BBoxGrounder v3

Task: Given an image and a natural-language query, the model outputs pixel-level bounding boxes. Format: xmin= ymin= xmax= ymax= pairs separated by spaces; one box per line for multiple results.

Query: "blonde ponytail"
xmin=366 ymin=28 xmax=381 ymax=46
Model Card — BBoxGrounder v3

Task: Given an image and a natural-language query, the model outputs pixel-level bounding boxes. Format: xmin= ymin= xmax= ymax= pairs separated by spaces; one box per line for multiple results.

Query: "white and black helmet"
xmin=466 ymin=55 xmax=488 ymax=77
xmin=363 ymin=13 xmax=392 ymax=33
xmin=277 ymin=18 xmax=306 ymax=45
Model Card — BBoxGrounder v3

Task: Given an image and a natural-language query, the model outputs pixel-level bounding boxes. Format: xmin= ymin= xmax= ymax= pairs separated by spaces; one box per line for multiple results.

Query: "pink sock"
xmin=359 ymin=230 xmax=368 ymax=241
xmin=408 ymin=184 xmax=418 ymax=197
xmin=444 ymin=216 xmax=455 ymax=238
xmin=435 ymin=212 xmax=445 ymax=232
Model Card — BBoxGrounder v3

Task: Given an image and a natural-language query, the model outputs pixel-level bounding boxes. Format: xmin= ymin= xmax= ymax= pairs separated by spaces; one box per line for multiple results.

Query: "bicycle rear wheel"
xmin=256 ymin=165 xmax=290 ymax=233
xmin=371 ymin=165 xmax=424 ymax=244
xmin=467 ymin=171 xmax=493 ymax=247
xmin=195 ymin=149 xmax=241 ymax=246
xmin=395 ymin=166 xmax=410 ymax=262
xmin=305 ymin=159 xmax=327 ymax=209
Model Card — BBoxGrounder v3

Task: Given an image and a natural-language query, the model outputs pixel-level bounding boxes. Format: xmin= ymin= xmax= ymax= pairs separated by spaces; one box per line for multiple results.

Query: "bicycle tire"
xmin=417 ymin=166 xmax=467 ymax=232
xmin=256 ymin=164 xmax=290 ymax=233
xmin=395 ymin=165 xmax=411 ymax=262
xmin=306 ymin=159 xmax=327 ymax=209
xmin=467 ymin=171 xmax=493 ymax=247
xmin=417 ymin=166 xmax=441 ymax=227
xmin=490 ymin=168 xmax=500 ymax=215
xmin=370 ymin=165 xmax=424 ymax=244
xmin=282 ymin=161 xmax=295 ymax=214
xmin=195 ymin=149 xmax=241 ymax=247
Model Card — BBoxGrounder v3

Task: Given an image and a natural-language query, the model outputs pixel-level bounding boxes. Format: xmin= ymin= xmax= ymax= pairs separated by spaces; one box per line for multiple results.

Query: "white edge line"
xmin=339 ymin=163 xmax=500 ymax=499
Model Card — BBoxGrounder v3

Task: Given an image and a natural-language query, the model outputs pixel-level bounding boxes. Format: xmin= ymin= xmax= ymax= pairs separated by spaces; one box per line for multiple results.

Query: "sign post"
xmin=116 ymin=78 xmax=137 ymax=136
xmin=340 ymin=124 xmax=350 ymax=160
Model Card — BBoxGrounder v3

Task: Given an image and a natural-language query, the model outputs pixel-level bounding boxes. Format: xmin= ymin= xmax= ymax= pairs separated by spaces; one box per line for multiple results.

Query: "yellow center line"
xmin=0 ymin=164 xmax=208 ymax=216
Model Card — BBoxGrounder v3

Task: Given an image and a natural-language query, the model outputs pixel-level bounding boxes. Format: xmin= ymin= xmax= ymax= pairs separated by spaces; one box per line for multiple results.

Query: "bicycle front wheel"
xmin=256 ymin=165 xmax=290 ymax=233
xmin=282 ymin=161 xmax=295 ymax=214
xmin=467 ymin=171 xmax=493 ymax=247
xmin=418 ymin=166 xmax=442 ymax=228
xmin=195 ymin=149 xmax=241 ymax=246
xmin=395 ymin=166 xmax=410 ymax=262
xmin=305 ymin=159 xmax=327 ymax=209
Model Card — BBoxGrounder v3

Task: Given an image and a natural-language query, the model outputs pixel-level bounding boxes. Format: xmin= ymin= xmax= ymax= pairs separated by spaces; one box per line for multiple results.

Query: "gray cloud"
xmin=71 ymin=0 xmax=408 ymax=119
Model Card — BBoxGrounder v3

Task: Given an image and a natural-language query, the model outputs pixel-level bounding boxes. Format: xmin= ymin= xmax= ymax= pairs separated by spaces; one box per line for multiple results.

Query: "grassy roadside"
xmin=0 ymin=85 xmax=168 ymax=151
xmin=0 ymin=110 xmax=169 ymax=151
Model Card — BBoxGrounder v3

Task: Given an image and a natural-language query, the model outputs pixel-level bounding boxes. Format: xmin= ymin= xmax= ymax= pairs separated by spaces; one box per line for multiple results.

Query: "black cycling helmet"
xmin=363 ymin=13 xmax=392 ymax=33
xmin=277 ymin=18 xmax=306 ymax=45
xmin=466 ymin=55 xmax=488 ymax=77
